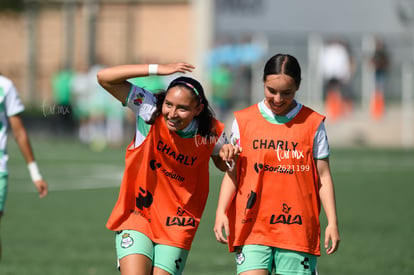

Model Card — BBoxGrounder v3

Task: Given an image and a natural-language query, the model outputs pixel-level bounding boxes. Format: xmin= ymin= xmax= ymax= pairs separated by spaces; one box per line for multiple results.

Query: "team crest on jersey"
xmin=133 ymin=92 xmax=145 ymax=105
xmin=120 ymin=233 xmax=134 ymax=249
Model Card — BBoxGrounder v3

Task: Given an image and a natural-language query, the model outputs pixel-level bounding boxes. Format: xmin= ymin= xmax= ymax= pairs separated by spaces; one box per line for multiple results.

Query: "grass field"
xmin=1 ymin=136 xmax=413 ymax=274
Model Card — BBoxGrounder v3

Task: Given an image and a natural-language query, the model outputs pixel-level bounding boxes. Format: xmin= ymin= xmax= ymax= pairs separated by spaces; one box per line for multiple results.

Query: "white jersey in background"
xmin=0 ymin=76 xmax=25 ymax=172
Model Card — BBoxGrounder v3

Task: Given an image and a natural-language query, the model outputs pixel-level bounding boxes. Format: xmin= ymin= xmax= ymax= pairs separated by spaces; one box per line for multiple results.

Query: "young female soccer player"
xmin=214 ymin=54 xmax=340 ymax=275
xmin=97 ymin=62 xmax=229 ymax=275
xmin=0 ymin=74 xmax=48 ymax=261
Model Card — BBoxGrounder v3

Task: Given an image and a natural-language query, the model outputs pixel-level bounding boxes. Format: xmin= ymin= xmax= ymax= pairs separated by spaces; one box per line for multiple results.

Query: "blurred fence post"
xmin=63 ymin=0 xmax=76 ymax=70
xmin=361 ymin=35 xmax=375 ymax=110
xmin=307 ymin=34 xmax=323 ymax=108
xmin=24 ymin=0 xmax=38 ymax=104
xmin=401 ymin=62 xmax=413 ymax=147
xmin=250 ymin=33 xmax=268 ymax=105
xmin=84 ymin=0 xmax=99 ymax=68
xmin=193 ymin=0 xmax=214 ymax=97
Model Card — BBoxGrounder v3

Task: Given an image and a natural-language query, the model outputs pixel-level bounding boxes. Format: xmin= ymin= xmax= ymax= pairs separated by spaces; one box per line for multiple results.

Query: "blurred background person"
xmin=71 ymin=63 xmax=127 ymax=150
xmin=103 ymin=90 xmax=126 ymax=149
xmin=71 ymin=65 xmax=92 ymax=144
xmin=51 ymin=65 xmax=75 ymax=136
xmin=210 ymin=64 xmax=233 ymax=121
xmin=0 ymin=74 xmax=48 ymax=261
xmin=319 ymin=38 xmax=356 ymax=122
xmin=87 ymin=63 xmax=109 ymax=152
xmin=370 ymin=37 xmax=390 ymax=120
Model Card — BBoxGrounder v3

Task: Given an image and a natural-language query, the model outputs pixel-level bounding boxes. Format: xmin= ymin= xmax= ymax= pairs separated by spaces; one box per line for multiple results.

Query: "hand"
xmin=34 ymin=179 xmax=48 ymax=198
xmin=219 ymin=144 xmax=242 ymax=162
xmin=325 ymin=223 xmax=340 ymax=254
xmin=214 ymin=212 xmax=230 ymax=244
xmin=157 ymin=62 xmax=195 ymax=75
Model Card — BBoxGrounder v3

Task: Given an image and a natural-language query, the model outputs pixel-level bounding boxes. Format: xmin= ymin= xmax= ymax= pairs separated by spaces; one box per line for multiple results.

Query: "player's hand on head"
xmin=158 ymin=63 xmax=195 ymax=75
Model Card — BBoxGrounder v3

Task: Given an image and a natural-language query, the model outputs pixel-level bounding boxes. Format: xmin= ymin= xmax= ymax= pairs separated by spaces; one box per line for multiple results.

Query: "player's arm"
xmin=9 ymin=114 xmax=48 ymax=198
xmin=211 ymin=128 xmax=240 ymax=172
xmin=316 ymin=157 xmax=340 ymax=254
xmin=97 ymin=63 xmax=195 ymax=103
xmin=214 ymin=166 xmax=237 ymax=244
xmin=212 ymin=143 xmax=242 ymax=172
xmin=212 ymin=119 xmax=243 ymax=172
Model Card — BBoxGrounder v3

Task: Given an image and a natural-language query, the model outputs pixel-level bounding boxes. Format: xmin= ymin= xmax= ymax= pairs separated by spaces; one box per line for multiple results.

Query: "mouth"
xmin=166 ymin=118 xmax=180 ymax=128
xmin=270 ymin=101 xmax=284 ymax=109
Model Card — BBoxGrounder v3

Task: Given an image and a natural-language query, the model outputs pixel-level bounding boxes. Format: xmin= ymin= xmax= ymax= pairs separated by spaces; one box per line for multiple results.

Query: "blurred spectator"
xmin=104 ymin=94 xmax=126 ymax=148
xmin=51 ymin=67 xmax=75 ymax=135
xmin=206 ymin=35 xmax=265 ymax=107
xmin=319 ymin=38 xmax=356 ymax=121
xmin=210 ymin=64 xmax=233 ymax=121
xmin=71 ymin=65 xmax=92 ymax=144
xmin=71 ymin=64 xmax=126 ymax=150
xmin=87 ymin=64 xmax=109 ymax=151
xmin=370 ymin=37 xmax=390 ymax=120
xmin=371 ymin=37 xmax=390 ymax=94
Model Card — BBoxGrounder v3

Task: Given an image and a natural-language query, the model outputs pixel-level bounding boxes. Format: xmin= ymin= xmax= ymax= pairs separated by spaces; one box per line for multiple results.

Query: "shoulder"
xmin=0 ymin=75 xmax=13 ymax=90
xmin=235 ymin=103 xmax=258 ymax=114
xmin=234 ymin=103 xmax=259 ymax=118
xmin=130 ymin=85 xmax=157 ymax=102
xmin=126 ymin=84 xmax=157 ymax=111
xmin=299 ymin=105 xmax=325 ymax=121
xmin=212 ymin=118 xmax=225 ymax=132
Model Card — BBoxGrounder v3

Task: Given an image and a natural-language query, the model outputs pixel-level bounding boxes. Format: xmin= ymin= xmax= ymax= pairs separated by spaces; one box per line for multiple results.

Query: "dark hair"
xmin=147 ymin=76 xmax=217 ymax=138
xmin=262 ymin=54 xmax=302 ymax=88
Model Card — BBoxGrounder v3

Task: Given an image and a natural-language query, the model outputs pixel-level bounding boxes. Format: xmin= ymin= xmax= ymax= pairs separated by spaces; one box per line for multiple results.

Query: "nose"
xmin=273 ymin=93 xmax=283 ymax=103
xmin=168 ymin=107 xmax=178 ymax=118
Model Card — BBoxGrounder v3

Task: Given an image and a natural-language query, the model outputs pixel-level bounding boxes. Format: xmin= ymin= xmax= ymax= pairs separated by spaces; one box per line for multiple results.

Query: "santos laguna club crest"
xmin=121 ymin=233 xmax=134 ymax=249
xmin=235 ymin=251 xmax=246 ymax=265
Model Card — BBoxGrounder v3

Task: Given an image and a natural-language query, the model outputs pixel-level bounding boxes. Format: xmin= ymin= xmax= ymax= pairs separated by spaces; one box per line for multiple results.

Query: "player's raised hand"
xmin=157 ymin=62 xmax=195 ymax=75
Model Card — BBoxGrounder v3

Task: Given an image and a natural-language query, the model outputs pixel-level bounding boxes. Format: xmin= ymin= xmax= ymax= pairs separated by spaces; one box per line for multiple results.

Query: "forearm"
xmin=315 ymin=158 xmax=340 ymax=253
xmin=97 ymin=62 xmax=194 ymax=103
xmin=97 ymin=64 xmax=151 ymax=85
xmin=319 ymin=175 xmax=338 ymax=226
xmin=216 ymin=171 xmax=237 ymax=215
xmin=14 ymin=127 xmax=44 ymax=182
xmin=13 ymin=126 xmax=35 ymax=164
xmin=212 ymin=155 xmax=227 ymax=172
xmin=316 ymin=158 xmax=338 ymax=225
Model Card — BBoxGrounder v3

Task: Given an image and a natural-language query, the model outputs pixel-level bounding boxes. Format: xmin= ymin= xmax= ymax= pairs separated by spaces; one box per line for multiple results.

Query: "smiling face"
xmin=162 ymin=86 xmax=204 ymax=132
xmin=263 ymin=74 xmax=298 ymax=116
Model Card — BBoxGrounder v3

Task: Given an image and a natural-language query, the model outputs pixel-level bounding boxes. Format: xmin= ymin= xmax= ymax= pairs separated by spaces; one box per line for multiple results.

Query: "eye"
xmin=267 ymin=87 xmax=276 ymax=94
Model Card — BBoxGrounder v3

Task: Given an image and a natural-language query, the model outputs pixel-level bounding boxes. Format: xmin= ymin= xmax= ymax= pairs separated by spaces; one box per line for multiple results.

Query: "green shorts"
xmin=0 ymin=172 xmax=9 ymax=213
xmin=115 ymin=230 xmax=189 ymax=275
xmin=234 ymin=245 xmax=317 ymax=275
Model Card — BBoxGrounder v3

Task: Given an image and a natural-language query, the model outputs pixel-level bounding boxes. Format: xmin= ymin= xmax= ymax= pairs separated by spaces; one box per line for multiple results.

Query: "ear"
xmin=195 ymin=103 xmax=204 ymax=116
